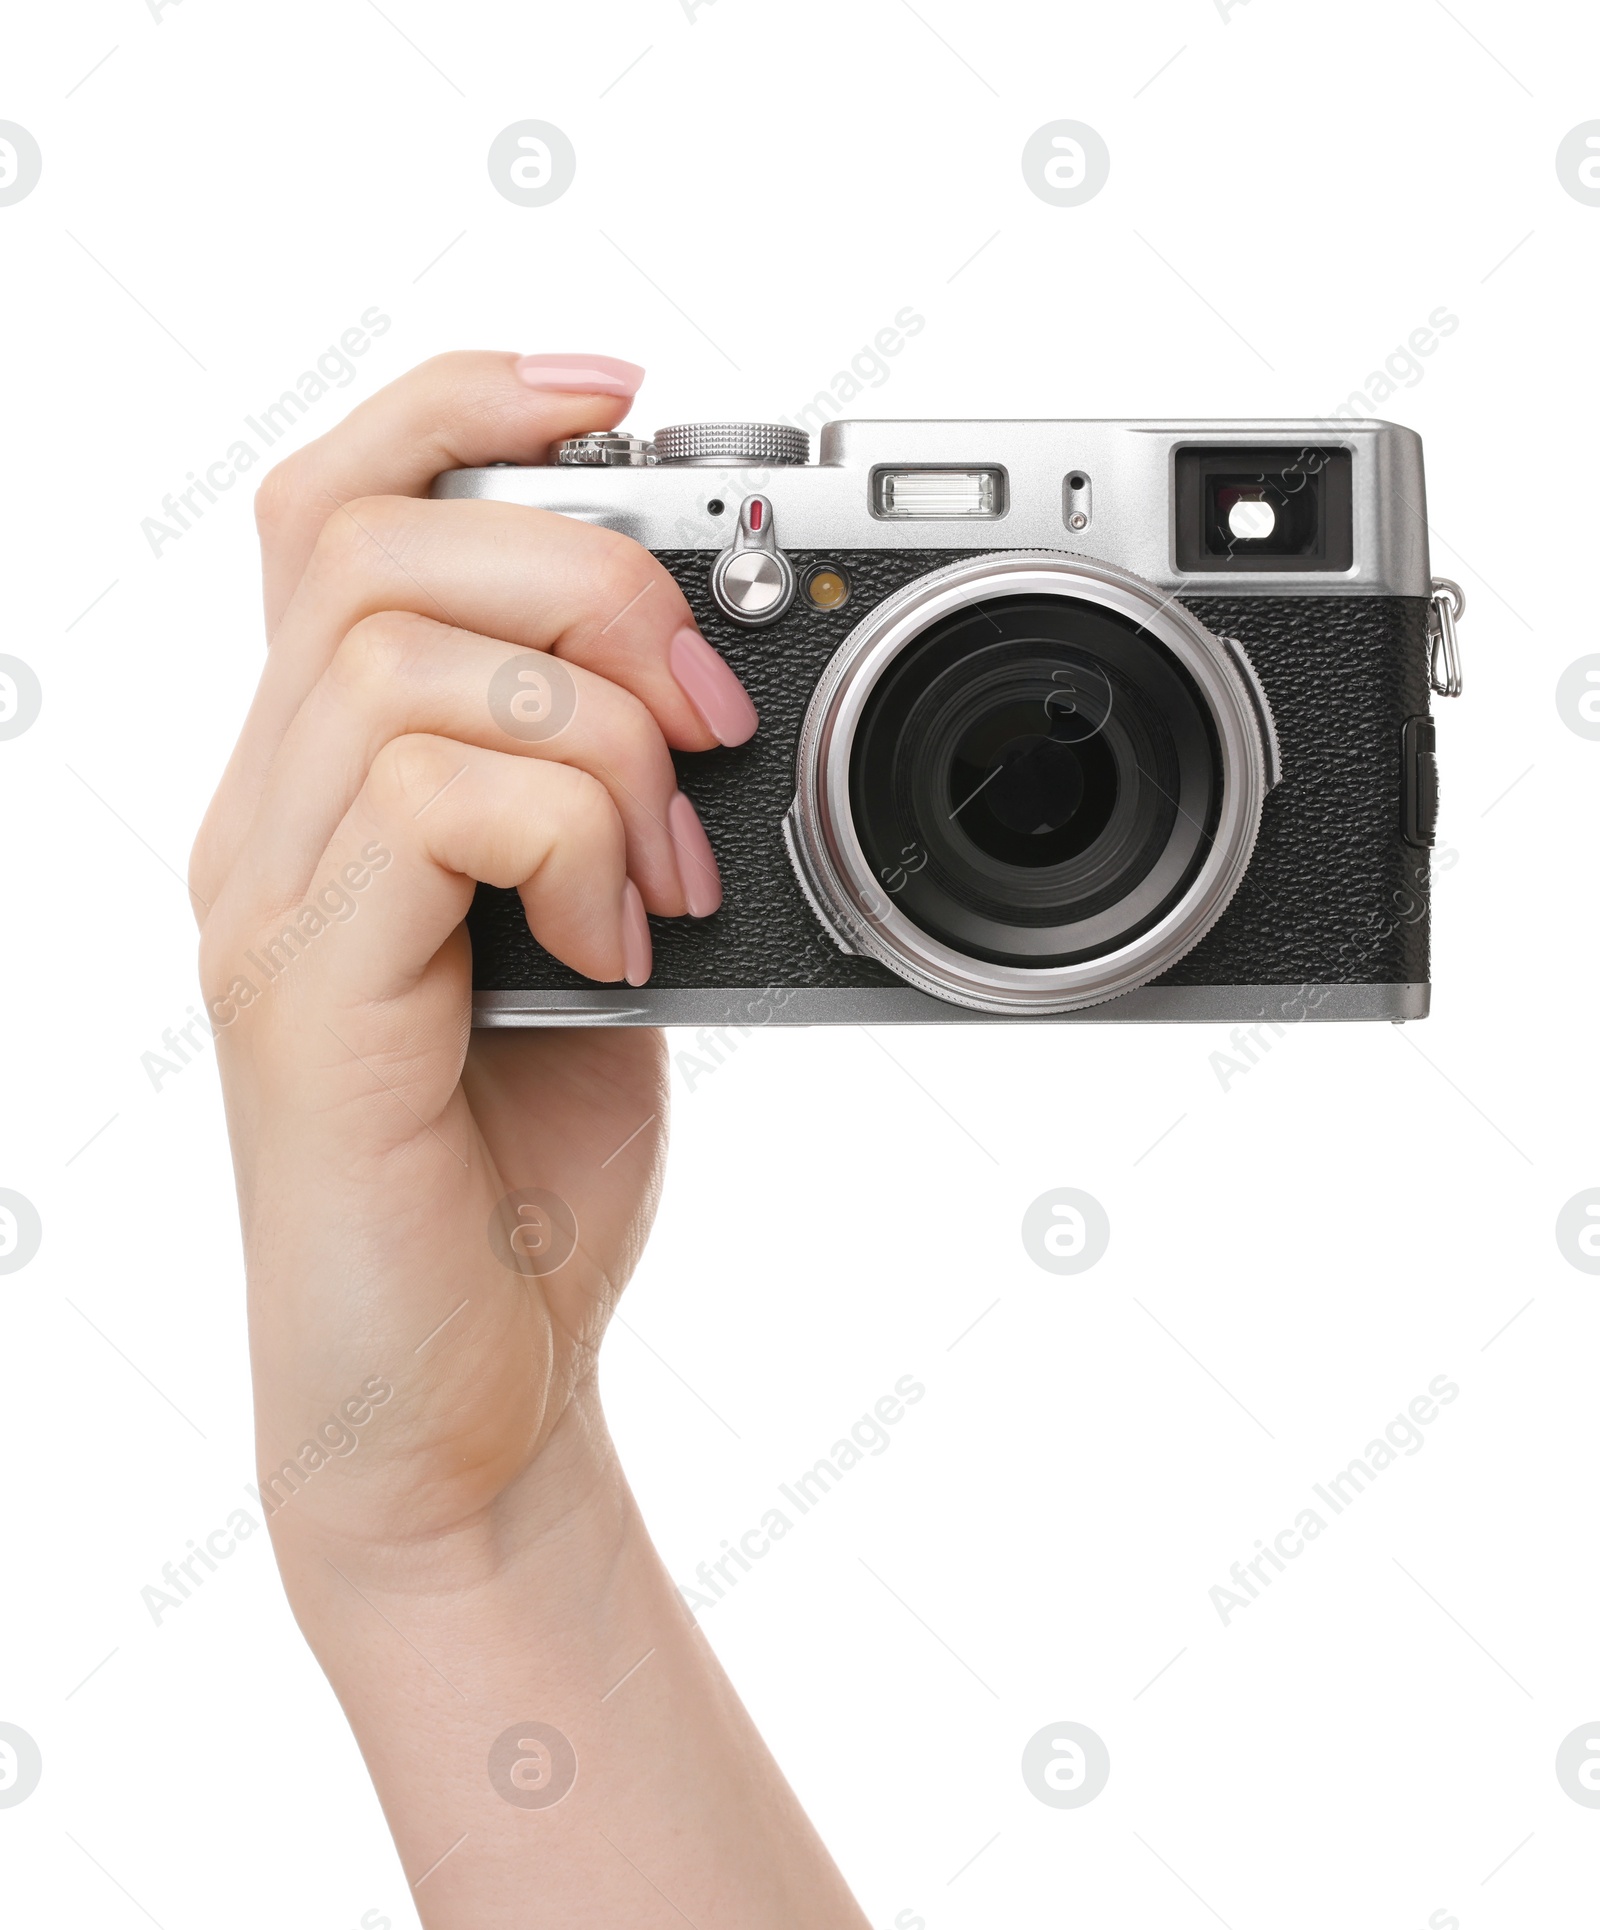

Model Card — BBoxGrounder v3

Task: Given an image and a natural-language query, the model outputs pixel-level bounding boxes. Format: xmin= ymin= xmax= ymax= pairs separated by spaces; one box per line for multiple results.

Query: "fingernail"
xmin=620 ymin=879 xmax=652 ymax=987
xmin=669 ymin=627 xmax=758 ymax=747
xmin=668 ymin=792 xmax=723 ymax=918
xmin=514 ymin=353 xmax=645 ymax=398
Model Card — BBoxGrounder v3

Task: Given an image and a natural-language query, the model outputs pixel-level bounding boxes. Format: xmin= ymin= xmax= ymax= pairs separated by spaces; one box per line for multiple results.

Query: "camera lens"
xmin=847 ymin=595 xmax=1219 ymax=968
xmin=787 ymin=552 xmax=1274 ymax=1012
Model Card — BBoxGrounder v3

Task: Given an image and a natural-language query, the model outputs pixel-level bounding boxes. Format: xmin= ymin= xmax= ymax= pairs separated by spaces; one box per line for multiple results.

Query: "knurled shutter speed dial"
xmin=654 ymin=422 xmax=810 ymax=467
xmin=711 ymin=495 xmax=796 ymax=626
xmin=555 ymin=423 xmax=810 ymax=468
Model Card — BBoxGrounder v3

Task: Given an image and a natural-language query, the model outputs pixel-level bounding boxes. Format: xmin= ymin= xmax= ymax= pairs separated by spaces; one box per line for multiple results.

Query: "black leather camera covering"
xmin=468 ymin=550 xmax=1432 ymax=997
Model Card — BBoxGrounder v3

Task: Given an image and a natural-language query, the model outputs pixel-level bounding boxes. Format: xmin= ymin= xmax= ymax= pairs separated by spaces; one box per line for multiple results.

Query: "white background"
xmin=2 ymin=2 xmax=1596 ymax=1926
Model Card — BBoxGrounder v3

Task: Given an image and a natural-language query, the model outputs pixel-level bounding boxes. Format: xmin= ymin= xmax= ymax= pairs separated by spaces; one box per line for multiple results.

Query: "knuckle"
xmin=305 ymin=501 xmax=370 ymax=581
xmin=188 ymin=792 xmax=246 ymax=933
xmin=307 ymin=493 xmax=415 ymax=584
xmin=562 ymin=761 xmax=612 ymax=818
xmin=607 ymin=687 xmax=671 ymax=780
xmin=440 ymin=357 xmax=525 ymax=435
xmin=252 ymin=457 xmax=303 ymax=536
xmin=197 ymin=920 xmax=247 ymax=1008
xmin=196 ymin=923 xmax=223 ymax=994
xmin=188 ymin=847 xmax=219 ymax=926
xmin=551 ymin=764 xmax=623 ymax=853
xmin=523 ymin=756 xmax=602 ymax=838
xmin=330 ymin=610 xmax=431 ymax=705
xmin=341 ymin=492 xmax=411 ymax=540
xmin=416 ymin=348 xmax=490 ymax=391
xmin=588 ymin=527 xmax=663 ymax=624
xmin=367 ymin=732 xmax=456 ymax=816
xmin=188 ymin=821 xmax=221 ymax=914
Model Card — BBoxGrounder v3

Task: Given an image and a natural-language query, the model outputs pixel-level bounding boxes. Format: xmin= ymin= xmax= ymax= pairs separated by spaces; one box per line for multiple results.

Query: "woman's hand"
xmin=192 ymin=352 xmax=867 ymax=1927
xmin=192 ymin=349 xmax=746 ymax=1552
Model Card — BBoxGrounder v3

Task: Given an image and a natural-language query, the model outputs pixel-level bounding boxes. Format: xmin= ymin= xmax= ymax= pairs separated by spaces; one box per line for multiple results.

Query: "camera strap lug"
xmin=1428 ymin=578 xmax=1465 ymax=698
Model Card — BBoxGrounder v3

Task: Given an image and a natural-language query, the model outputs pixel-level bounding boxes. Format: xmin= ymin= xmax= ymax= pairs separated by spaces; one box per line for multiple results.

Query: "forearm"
xmin=270 ymin=1409 xmax=869 ymax=1930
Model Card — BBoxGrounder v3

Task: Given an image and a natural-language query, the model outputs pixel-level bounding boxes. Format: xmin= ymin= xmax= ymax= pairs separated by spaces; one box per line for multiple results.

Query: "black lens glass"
xmin=948 ymin=698 xmax=1118 ymax=866
xmin=847 ymin=594 xmax=1222 ymax=968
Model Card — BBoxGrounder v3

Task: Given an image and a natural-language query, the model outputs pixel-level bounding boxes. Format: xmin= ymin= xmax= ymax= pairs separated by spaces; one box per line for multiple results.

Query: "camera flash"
xmin=874 ymin=469 xmax=1003 ymax=518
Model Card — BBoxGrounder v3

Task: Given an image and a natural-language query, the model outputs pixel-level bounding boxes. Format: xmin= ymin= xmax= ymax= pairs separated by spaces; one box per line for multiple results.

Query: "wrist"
xmin=259 ymin=1395 xmax=868 ymax=1928
xmin=267 ymin=1394 xmax=638 ymax=1653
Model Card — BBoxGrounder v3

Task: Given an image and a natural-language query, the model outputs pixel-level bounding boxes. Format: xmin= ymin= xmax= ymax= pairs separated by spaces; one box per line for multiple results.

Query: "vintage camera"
xmin=433 ymin=419 xmax=1463 ymax=1026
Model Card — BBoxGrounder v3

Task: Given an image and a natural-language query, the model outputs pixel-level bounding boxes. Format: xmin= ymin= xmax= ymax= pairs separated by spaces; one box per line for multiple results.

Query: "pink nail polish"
xmin=621 ymin=879 xmax=652 ymax=987
xmin=668 ymin=792 xmax=723 ymax=918
xmin=514 ymin=353 xmax=644 ymax=398
xmin=669 ymin=627 xmax=758 ymax=747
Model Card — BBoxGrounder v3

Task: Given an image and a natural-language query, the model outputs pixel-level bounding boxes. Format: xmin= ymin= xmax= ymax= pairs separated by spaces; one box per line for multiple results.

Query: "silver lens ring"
xmin=787 ymin=552 xmax=1274 ymax=1014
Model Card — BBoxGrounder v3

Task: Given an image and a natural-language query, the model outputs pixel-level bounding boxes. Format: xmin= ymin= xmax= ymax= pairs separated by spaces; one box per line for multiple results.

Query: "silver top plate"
xmin=432 ymin=418 xmax=1430 ymax=597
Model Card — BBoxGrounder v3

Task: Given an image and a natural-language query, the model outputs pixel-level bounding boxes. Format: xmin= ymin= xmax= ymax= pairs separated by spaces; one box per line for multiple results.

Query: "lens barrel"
xmin=785 ymin=553 xmax=1276 ymax=1014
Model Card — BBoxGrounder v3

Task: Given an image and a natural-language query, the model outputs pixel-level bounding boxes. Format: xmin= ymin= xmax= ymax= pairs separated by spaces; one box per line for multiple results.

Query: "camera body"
xmin=434 ymin=417 xmax=1458 ymax=1027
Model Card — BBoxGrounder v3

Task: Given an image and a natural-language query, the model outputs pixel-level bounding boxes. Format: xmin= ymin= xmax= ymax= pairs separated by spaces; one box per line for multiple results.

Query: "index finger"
xmin=254 ymin=350 xmax=644 ymax=633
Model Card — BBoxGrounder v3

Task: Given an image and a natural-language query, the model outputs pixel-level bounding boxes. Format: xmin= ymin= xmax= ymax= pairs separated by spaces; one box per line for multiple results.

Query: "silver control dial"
xmin=655 ymin=422 xmax=809 ymax=467
xmin=710 ymin=495 xmax=796 ymax=626
xmin=554 ymin=432 xmax=657 ymax=467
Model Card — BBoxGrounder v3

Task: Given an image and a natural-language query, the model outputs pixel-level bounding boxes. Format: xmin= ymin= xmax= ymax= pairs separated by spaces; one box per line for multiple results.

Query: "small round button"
xmin=718 ymin=551 xmax=789 ymax=618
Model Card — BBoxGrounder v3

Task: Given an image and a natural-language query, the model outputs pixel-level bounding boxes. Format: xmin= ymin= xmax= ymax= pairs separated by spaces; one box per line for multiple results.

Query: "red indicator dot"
xmin=749 ymin=499 xmax=764 ymax=531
